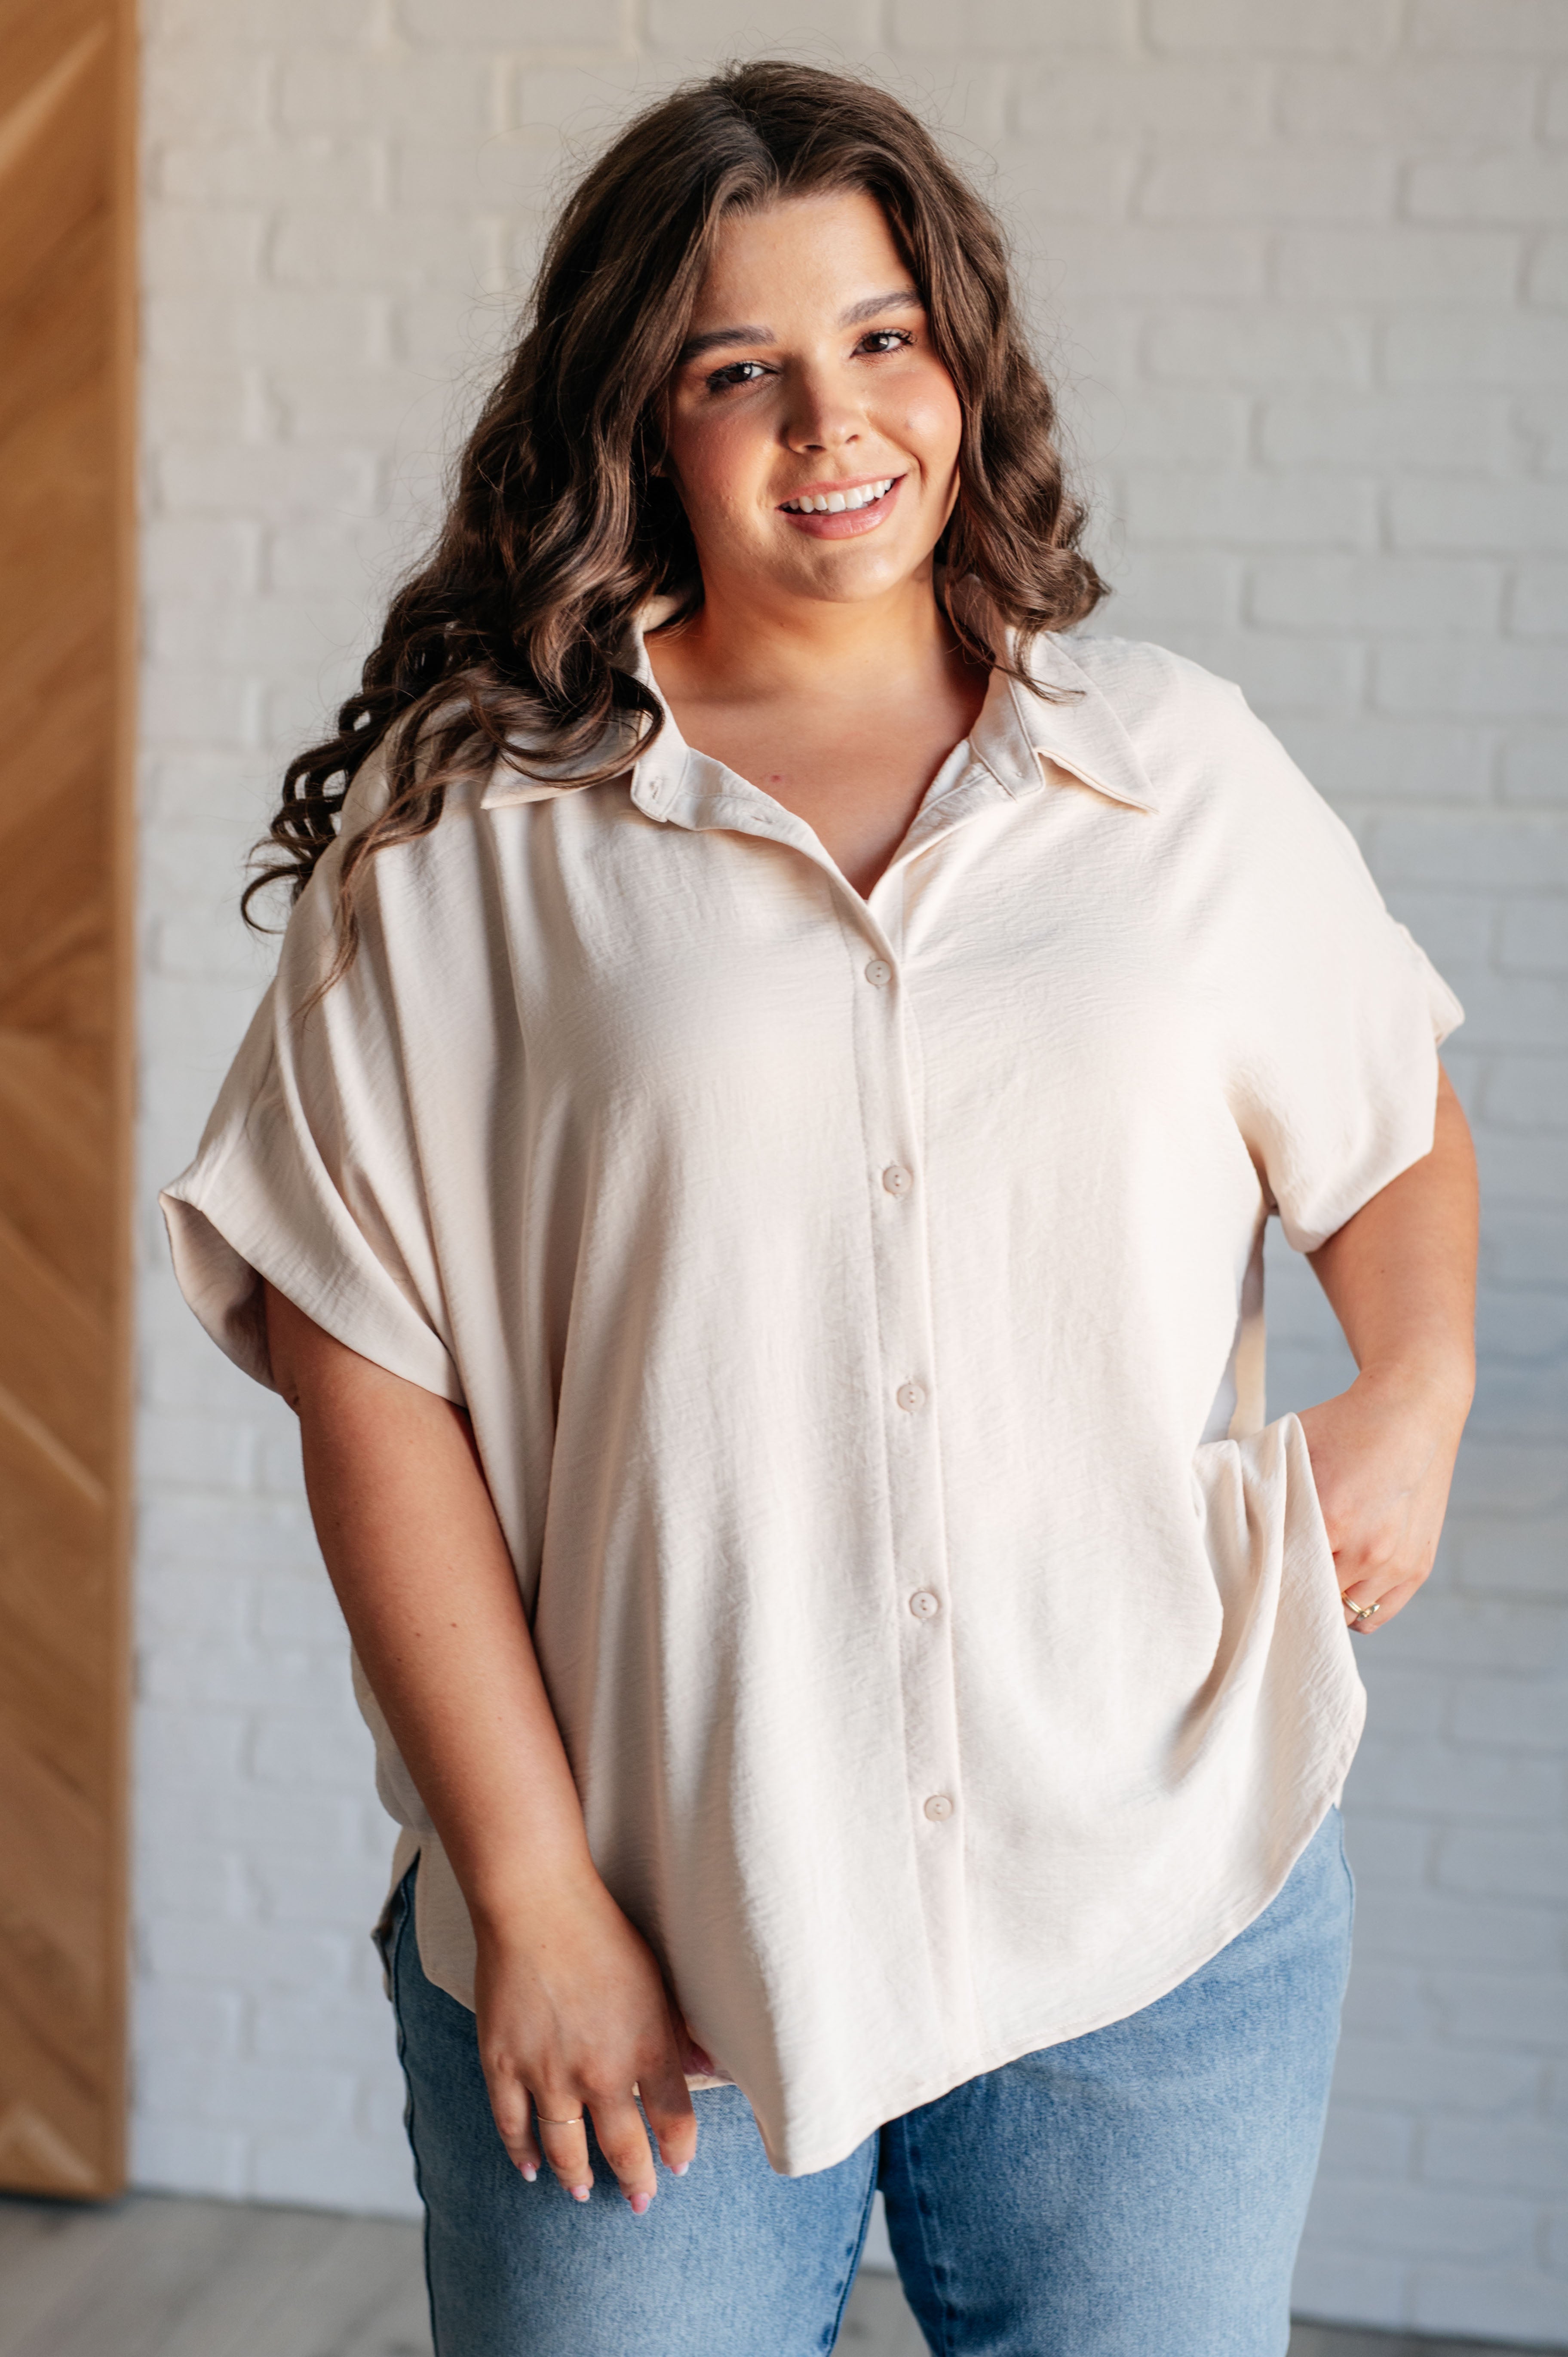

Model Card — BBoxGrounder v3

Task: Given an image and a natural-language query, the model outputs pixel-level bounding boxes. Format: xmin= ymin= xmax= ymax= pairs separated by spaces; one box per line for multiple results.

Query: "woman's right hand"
xmin=472 ymin=1863 xmax=700 ymax=2213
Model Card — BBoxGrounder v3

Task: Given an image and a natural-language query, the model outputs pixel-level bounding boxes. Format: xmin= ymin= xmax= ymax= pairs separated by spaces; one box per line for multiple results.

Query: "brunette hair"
xmin=246 ymin=59 xmax=1105 ymax=957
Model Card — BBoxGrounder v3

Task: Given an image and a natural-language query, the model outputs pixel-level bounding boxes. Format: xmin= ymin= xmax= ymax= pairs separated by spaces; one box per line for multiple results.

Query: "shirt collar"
xmin=479 ymin=589 xmax=1157 ymax=819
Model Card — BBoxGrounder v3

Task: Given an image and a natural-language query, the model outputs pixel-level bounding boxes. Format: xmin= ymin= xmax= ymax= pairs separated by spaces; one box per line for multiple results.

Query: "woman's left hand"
xmin=1296 ymin=1367 xmax=1470 ymax=1633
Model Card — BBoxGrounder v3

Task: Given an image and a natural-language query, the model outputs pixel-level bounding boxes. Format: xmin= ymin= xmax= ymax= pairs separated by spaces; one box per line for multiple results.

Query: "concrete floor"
xmin=0 ymin=2192 xmax=1558 ymax=2357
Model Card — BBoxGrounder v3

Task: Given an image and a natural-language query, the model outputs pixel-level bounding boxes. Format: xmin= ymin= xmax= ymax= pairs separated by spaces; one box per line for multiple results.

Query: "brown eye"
xmin=706 ymin=360 xmax=769 ymax=393
xmin=859 ymin=330 xmax=914 ymax=355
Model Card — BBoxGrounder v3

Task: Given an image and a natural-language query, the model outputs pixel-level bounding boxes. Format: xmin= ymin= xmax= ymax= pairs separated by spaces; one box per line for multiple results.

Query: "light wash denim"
xmin=380 ymin=1808 xmax=1352 ymax=2356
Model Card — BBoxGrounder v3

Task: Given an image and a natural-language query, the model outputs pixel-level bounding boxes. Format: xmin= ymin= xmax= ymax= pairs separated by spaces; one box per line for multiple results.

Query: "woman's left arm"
xmin=1297 ymin=1063 xmax=1479 ymax=1632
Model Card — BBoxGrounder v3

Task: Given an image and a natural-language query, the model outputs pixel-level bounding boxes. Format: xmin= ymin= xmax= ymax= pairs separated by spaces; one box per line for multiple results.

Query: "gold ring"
xmin=1341 ymin=1593 xmax=1380 ymax=1620
xmin=535 ymin=2112 xmax=585 ymax=2126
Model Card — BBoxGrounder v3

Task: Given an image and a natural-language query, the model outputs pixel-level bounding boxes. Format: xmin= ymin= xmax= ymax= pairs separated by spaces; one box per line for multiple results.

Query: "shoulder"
xmin=1050 ymin=630 xmax=1254 ymax=745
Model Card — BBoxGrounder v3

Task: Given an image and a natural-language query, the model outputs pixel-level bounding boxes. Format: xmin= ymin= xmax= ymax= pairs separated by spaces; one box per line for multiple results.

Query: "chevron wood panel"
xmin=0 ymin=0 xmax=134 ymax=2200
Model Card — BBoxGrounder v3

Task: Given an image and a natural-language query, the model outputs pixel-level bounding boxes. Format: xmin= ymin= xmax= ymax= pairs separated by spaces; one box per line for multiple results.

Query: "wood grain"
xmin=0 ymin=0 xmax=133 ymax=2201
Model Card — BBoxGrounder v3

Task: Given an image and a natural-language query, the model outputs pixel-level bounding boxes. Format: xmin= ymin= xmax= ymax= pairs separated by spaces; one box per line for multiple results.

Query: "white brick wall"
xmin=135 ymin=2 xmax=1568 ymax=2339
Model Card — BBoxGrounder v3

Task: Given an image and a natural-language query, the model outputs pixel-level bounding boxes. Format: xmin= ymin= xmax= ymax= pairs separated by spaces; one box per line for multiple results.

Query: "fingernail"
xmin=571 ymin=2185 xmax=591 ymax=2203
xmin=672 ymin=2161 xmax=690 ymax=2176
xmin=629 ymin=2191 xmax=652 ymax=2215
xmin=520 ymin=2164 xmax=537 ymax=2182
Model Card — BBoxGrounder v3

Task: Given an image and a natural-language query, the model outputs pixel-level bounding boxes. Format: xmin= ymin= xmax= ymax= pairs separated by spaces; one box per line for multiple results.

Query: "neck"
xmin=651 ymin=561 xmax=959 ymax=707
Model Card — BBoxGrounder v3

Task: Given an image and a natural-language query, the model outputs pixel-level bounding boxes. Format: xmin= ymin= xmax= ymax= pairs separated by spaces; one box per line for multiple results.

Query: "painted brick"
xmin=1424 ymin=2121 xmax=1568 ymax=2194
xmin=1077 ymin=384 xmax=1251 ymax=469
xmin=1410 ymin=0 xmax=1568 ymax=55
xmin=1500 ymin=736 xmax=1568 ymax=805
xmin=889 ymin=0 xmax=1138 ymax=51
xmin=402 ymin=0 xmax=626 ymax=39
xmin=148 ymin=0 xmax=378 ymax=35
xmin=1499 ymin=898 xmax=1568 ymax=975
xmin=1480 ymin=1055 xmax=1568 ymax=1132
xmin=275 ymin=50 xmax=493 ymax=134
xmin=1155 ymin=629 xmax=1369 ymax=714
xmin=1141 ymin=150 xmax=1395 ymax=224
xmin=1375 ymin=640 xmax=1568 ymax=720
xmin=131 ymin=2118 xmax=249 ymax=2200
xmin=1145 ymin=307 xmax=1372 ymax=385
xmin=1412 ymin=2265 xmax=1568 ymax=2348
xmin=1121 ymin=468 xmax=1377 ymax=548
xmin=1249 ymin=555 xmax=1504 ymax=634
xmin=1350 ymin=1886 xmax=1564 ymax=1970
xmin=1278 ymin=62 xmax=1539 ymax=144
xmin=1259 ymin=393 xmax=1509 ymax=472
xmin=251 ymin=2130 xmax=418 ymax=2216
xmin=649 ymin=0 xmax=880 ymax=40
xmin=1273 ymin=719 xmax=1495 ymax=804
xmin=156 ymin=139 xmax=384 ymax=211
xmin=1035 ymin=225 xmax=1269 ymax=301
xmin=1433 ymin=1820 xmax=1565 ymax=1914
xmin=141 ymin=207 xmax=268 ymax=289
xmin=1273 ymin=229 xmax=1521 ymax=305
xmin=1318 ymin=2106 xmax=1418 ymax=2182
xmin=1306 ymin=2177 xmax=1535 ymax=2262
xmin=1147 ymin=0 xmax=1401 ymax=55
xmin=987 ymin=141 xmax=1141 ymax=224
xmin=1352 ymin=1734 xmax=1564 ymax=1823
xmin=1518 ymin=384 xmax=1568 ymax=473
xmin=1384 ymin=312 xmax=1568 ymax=387
xmin=1013 ymin=58 xmax=1269 ymax=141
xmin=1511 ymin=561 xmax=1568 ymax=638
xmin=1369 ymin=814 xmax=1568 ymax=891
xmin=1410 ymin=154 xmax=1568 ymax=223
xmin=1331 ymin=2035 xmax=1545 ymax=2116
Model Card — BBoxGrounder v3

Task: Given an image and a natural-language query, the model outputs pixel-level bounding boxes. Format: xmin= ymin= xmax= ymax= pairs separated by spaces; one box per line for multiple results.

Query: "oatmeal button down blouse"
xmin=162 ymin=617 xmax=1462 ymax=2178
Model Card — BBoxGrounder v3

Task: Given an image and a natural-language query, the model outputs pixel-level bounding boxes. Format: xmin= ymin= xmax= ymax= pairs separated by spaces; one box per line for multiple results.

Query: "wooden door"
xmin=0 ymin=0 xmax=135 ymax=2199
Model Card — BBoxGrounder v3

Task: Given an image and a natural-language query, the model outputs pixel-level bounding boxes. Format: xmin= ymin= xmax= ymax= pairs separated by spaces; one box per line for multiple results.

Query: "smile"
xmin=780 ymin=476 xmax=898 ymax=514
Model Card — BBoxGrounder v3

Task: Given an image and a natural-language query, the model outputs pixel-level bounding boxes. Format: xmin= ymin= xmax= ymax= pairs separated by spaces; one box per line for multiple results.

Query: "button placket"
xmin=838 ymin=901 xmax=972 ymax=2031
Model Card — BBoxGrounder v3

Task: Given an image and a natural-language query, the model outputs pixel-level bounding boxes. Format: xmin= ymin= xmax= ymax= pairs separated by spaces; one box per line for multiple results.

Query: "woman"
xmin=163 ymin=62 xmax=1477 ymax=2357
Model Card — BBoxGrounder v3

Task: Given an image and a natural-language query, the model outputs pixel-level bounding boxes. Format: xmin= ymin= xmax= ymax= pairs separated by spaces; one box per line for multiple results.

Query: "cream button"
xmin=882 ymin=1164 xmax=913 ymax=1197
xmin=896 ymin=1381 xmax=926 ymax=1412
xmin=923 ymin=1793 xmax=954 ymax=1822
xmin=909 ymin=1590 xmax=941 ymax=1620
xmin=864 ymin=958 xmax=892 ymax=987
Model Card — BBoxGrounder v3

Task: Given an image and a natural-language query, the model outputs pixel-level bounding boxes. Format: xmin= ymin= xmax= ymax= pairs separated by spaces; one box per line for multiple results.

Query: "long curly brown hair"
xmin=246 ymin=60 xmax=1106 ymax=965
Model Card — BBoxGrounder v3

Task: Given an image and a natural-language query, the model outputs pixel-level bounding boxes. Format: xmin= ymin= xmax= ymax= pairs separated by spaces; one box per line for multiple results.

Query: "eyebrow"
xmin=677 ymin=286 xmax=923 ymax=365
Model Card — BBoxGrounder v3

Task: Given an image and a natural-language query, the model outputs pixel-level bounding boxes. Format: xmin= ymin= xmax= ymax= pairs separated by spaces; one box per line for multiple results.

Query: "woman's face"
xmin=660 ymin=188 xmax=965 ymax=610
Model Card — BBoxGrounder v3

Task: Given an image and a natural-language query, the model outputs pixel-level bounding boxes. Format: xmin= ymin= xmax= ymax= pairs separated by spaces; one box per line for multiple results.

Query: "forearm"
xmin=263 ymin=1282 xmax=595 ymax=1930
xmin=1306 ymin=1062 xmax=1478 ymax=1420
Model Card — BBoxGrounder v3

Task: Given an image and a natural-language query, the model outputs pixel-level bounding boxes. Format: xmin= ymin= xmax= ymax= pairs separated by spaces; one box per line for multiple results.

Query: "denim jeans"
xmin=380 ymin=1807 xmax=1352 ymax=2356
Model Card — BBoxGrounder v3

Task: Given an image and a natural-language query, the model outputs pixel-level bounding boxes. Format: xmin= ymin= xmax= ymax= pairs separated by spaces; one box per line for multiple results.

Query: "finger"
xmin=1346 ymin=1572 xmax=1423 ymax=1632
xmin=533 ymin=2103 xmax=594 ymax=2202
xmin=486 ymin=2070 xmax=542 ymax=2184
xmin=639 ymin=2050 xmax=699 ymax=2177
xmin=587 ymin=2093 xmax=660 ymax=2213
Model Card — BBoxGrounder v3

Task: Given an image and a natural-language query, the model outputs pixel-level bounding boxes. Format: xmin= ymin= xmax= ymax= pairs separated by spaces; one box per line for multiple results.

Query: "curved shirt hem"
xmin=752 ymin=1761 xmax=1356 ymax=2180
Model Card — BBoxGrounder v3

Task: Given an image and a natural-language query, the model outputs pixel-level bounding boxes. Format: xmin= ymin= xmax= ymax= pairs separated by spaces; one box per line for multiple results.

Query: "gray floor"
xmin=0 ymin=2192 xmax=1558 ymax=2357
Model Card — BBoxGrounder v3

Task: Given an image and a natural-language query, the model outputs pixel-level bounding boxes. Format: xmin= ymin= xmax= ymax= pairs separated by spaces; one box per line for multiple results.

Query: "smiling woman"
xmin=239 ymin=64 xmax=1102 ymax=964
xmin=160 ymin=57 xmax=1476 ymax=2357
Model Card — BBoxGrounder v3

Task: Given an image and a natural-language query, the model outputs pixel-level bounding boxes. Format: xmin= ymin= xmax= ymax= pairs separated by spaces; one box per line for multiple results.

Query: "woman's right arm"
xmin=263 ymin=1281 xmax=698 ymax=2213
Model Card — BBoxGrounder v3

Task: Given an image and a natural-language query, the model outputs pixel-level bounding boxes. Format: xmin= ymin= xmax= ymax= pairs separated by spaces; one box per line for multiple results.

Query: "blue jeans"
xmin=380 ymin=1809 xmax=1352 ymax=2356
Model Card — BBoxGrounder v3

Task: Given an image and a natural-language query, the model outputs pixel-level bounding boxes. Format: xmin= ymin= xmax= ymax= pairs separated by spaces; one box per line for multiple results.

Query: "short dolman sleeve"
xmin=160 ymin=754 xmax=462 ymax=1403
xmin=1211 ymin=677 xmax=1465 ymax=1254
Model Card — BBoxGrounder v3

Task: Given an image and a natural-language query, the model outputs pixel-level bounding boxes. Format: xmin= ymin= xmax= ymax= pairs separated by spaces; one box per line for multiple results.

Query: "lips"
xmin=777 ymin=474 xmax=905 ymax=538
xmin=779 ymin=475 xmax=898 ymax=515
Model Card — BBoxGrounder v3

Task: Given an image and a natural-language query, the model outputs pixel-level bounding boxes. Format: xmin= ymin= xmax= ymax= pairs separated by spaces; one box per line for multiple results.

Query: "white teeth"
xmin=785 ymin=478 xmax=895 ymax=514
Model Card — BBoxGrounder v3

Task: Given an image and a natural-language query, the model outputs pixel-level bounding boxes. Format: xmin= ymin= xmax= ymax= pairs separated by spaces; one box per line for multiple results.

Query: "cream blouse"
xmin=162 ymin=613 xmax=1462 ymax=2177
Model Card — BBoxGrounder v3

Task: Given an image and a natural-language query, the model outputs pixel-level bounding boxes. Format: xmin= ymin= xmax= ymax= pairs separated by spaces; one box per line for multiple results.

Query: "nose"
xmin=782 ymin=360 xmax=862 ymax=457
